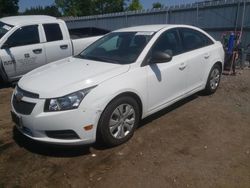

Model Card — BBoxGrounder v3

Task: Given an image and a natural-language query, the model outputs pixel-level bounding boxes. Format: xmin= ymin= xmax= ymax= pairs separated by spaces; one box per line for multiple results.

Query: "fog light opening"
xmin=84 ymin=124 xmax=93 ymax=131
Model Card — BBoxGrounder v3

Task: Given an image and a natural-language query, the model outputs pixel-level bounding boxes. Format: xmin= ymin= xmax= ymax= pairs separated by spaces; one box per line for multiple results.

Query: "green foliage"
xmin=55 ymin=0 xmax=126 ymax=17
xmin=95 ymin=0 xmax=125 ymax=14
xmin=22 ymin=6 xmax=62 ymax=17
xmin=152 ymin=2 xmax=164 ymax=9
xmin=0 ymin=0 xmax=19 ymax=17
xmin=127 ymin=0 xmax=143 ymax=11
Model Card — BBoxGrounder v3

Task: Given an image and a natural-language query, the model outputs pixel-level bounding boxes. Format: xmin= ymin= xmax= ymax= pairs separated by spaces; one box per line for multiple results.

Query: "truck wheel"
xmin=203 ymin=64 xmax=222 ymax=95
xmin=97 ymin=96 xmax=140 ymax=147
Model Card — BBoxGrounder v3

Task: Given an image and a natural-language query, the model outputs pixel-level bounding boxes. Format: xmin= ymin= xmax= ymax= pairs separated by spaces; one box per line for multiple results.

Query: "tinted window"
xmin=180 ymin=28 xmax=214 ymax=52
xmin=152 ymin=29 xmax=182 ymax=56
xmin=43 ymin=24 xmax=63 ymax=42
xmin=6 ymin=25 xmax=39 ymax=47
xmin=0 ymin=21 xmax=13 ymax=40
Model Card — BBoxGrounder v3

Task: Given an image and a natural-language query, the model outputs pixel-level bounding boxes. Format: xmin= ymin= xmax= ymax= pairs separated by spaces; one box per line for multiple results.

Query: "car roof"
xmin=115 ymin=25 xmax=171 ymax=32
xmin=114 ymin=24 xmax=204 ymax=33
xmin=0 ymin=15 xmax=57 ymax=26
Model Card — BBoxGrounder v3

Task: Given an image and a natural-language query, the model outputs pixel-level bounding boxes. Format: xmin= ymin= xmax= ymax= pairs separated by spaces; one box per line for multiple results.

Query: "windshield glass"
xmin=78 ymin=31 xmax=154 ymax=64
xmin=0 ymin=21 xmax=13 ymax=40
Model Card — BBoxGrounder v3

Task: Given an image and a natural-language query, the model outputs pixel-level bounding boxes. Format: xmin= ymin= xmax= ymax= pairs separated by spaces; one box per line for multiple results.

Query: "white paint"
xmin=12 ymin=24 xmax=224 ymax=145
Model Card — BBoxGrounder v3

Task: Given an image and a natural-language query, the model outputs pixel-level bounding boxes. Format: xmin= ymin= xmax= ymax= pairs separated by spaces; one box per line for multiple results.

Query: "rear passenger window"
xmin=152 ymin=29 xmax=182 ymax=56
xmin=43 ymin=24 xmax=63 ymax=42
xmin=180 ymin=28 xmax=214 ymax=52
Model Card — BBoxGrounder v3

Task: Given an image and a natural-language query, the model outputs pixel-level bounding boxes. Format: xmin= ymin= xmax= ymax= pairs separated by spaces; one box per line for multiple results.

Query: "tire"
xmin=97 ymin=96 xmax=140 ymax=147
xmin=203 ymin=64 xmax=222 ymax=95
xmin=0 ymin=75 xmax=6 ymax=86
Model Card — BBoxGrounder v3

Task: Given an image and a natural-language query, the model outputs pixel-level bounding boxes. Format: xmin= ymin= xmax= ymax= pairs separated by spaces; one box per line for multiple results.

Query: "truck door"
xmin=43 ymin=23 xmax=72 ymax=63
xmin=0 ymin=25 xmax=46 ymax=80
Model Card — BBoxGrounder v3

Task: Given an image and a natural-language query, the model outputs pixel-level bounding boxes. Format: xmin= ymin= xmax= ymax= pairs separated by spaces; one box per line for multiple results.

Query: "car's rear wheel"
xmin=203 ymin=64 xmax=222 ymax=94
xmin=97 ymin=96 xmax=140 ymax=147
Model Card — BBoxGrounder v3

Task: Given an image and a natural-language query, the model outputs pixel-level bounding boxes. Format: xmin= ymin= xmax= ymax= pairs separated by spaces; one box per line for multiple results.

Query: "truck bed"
xmin=69 ymin=27 xmax=109 ymax=39
xmin=72 ymin=36 xmax=103 ymax=55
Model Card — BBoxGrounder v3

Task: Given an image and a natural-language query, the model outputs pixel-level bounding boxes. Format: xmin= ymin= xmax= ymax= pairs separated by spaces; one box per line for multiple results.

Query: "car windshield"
xmin=0 ymin=21 xmax=13 ymax=40
xmin=77 ymin=31 xmax=154 ymax=64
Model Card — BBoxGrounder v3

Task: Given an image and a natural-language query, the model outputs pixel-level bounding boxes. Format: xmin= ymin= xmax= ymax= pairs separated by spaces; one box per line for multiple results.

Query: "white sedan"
xmin=11 ymin=24 xmax=224 ymax=146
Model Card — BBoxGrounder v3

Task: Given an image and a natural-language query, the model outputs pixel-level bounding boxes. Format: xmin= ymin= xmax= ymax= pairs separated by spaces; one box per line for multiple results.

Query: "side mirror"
xmin=151 ymin=50 xmax=173 ymax=64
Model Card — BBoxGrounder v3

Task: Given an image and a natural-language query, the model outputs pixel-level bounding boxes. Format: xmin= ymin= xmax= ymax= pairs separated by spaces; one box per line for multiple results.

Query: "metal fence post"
xmin=196 ymin=3 xmax=199 ymax=26
xmin=234 ymin=1 xmax=240 ymax=33
xmin=166 ymin=8 xmax=169 ymax=24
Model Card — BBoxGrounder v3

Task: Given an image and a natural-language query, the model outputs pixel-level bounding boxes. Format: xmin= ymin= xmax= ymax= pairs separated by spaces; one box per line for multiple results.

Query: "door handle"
xmin=60 ymin=44 xmax=68 ymax=49
xmin=179 ymin=63 xmax=186 ymax=71
xmin=33 ymin=49 xmax=42 ymax=54
xmin=24 ymin=53 xmax=30 ymax=58
xmin=204 ymin=53 xmax=210 ymax=59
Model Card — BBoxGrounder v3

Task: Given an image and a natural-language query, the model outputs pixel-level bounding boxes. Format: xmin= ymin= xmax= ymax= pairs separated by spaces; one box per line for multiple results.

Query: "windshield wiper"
xmin=77 ymin=55 xmax=120 ymax=64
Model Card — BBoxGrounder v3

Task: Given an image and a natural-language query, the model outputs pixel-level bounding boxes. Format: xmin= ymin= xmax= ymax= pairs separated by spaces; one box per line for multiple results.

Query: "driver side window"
xmin=5 ymin=25 xmax=39 ymax=47
xmin=152 ymin=29 xmax=182 ymax=56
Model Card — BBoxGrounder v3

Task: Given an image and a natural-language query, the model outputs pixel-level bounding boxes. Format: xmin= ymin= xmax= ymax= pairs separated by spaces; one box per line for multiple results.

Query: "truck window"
xmin=43 ymin=24 xmax=63 ymax=42
xmin=0 ymin=21 xmax=13 ymax=40
xmin=5 ymin=25 xmax=39 ymax=47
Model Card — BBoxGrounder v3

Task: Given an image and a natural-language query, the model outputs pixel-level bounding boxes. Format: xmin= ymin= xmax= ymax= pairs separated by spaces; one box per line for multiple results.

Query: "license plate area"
xmin=11 ymin=111 xmax=33 ymax=136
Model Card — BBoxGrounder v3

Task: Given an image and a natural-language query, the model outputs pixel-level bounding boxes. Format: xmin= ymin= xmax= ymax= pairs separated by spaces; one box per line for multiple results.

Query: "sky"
xmin=19 ymin=0 xmax=202 ymax=12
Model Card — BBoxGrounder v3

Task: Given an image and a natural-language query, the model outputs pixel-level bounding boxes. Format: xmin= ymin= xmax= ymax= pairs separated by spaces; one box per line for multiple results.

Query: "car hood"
xmin=18 ymin=57 xmax=130 ymax=98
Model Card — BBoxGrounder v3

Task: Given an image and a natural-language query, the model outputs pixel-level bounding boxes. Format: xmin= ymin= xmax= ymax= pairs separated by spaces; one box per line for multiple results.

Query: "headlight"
xmin=44 ymin=86 xmax=96 ymax=112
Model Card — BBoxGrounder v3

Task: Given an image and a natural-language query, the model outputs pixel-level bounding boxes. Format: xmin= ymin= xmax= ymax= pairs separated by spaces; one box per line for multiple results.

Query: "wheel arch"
xmin=214 ymin=61 xmax=223 ymax=72
xmin=107 ymin=91 xmax=143 ymax=119
xmin=96 ymin=91 xmax=144 ymax=145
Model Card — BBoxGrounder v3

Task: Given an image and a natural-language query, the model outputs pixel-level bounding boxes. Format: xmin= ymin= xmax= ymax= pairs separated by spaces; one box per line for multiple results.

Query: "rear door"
xmin=179 ymin=28 xmax=214 ymax=91
xmin=43 ymin=23 xmax=72 ymax=63
xmin=0 ymin=25 xmax=46 ymax=79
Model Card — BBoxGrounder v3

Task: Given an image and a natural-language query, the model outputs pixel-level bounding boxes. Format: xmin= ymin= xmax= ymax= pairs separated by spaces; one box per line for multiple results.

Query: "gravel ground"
xmin=0 ymin=69 xmax=250 ymax=188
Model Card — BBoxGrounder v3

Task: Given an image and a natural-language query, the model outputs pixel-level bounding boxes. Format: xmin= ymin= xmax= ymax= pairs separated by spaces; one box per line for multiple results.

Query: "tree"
xmin=127 ymin=0 xmax=143 ymax=11
xmin=55 ymin=0 xmax=126 ymax=16
xmin=152 ymin=2 xmax=164 ymax=9
xmin=0 ymin=0 xmax=19 ymax=17
xmin=22 ymin=6 xmax=62 ymax=17
xmin=95 ymin=0 xmax=125 ymax=14
xmin=55 ymin=0 xmax=78 ymax=16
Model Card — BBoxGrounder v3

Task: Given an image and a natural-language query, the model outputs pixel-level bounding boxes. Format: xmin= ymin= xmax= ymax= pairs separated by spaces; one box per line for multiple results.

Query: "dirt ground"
xmin=0 ymin=69 xmax=250 ymax=188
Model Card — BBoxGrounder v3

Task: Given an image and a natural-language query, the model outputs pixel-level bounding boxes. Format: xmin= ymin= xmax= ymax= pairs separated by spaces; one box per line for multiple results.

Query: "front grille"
xmin=17 ymin=86 xmax=39 ymax=99
xmin=45 ymin=130 xmax=80 ymax=140
xmin=13 ymin=96 xmax=36 ymax=115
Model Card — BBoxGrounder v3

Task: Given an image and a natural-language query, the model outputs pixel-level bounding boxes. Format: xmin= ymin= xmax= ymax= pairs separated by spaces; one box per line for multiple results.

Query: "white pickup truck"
xmin=0 ymin=15 xmax=103 ymax=82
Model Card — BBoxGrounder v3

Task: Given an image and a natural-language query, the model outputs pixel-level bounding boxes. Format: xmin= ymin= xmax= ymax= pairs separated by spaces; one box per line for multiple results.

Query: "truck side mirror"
xmin=1 ymin=43 xmax=11 ymax=49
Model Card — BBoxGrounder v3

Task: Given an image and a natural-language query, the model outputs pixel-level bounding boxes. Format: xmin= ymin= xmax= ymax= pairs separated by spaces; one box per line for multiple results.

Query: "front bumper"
xmin=11 ymin=93 xmax=100 ymax=145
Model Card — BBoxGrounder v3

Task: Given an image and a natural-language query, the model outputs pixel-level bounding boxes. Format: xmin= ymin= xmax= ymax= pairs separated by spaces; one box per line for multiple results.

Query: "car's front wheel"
xmin=203 ymin=63 xmax=222 ymax=94
xmin=97 ymin=96 xmax=140 ymax=147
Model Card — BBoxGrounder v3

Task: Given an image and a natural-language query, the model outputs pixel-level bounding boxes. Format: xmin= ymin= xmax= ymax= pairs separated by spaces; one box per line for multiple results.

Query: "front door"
xmin=146 ymin=29 xmax=188 ymax=113
xmin=0 ymin=25 xmax=46 ymax=80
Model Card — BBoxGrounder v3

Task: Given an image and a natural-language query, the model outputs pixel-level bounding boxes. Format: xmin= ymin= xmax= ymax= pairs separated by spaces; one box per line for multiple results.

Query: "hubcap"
xmin=210 ymin=68 xmax=220 ymax=90
xmin=109 ymin=104 xmax=135 ymax=139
